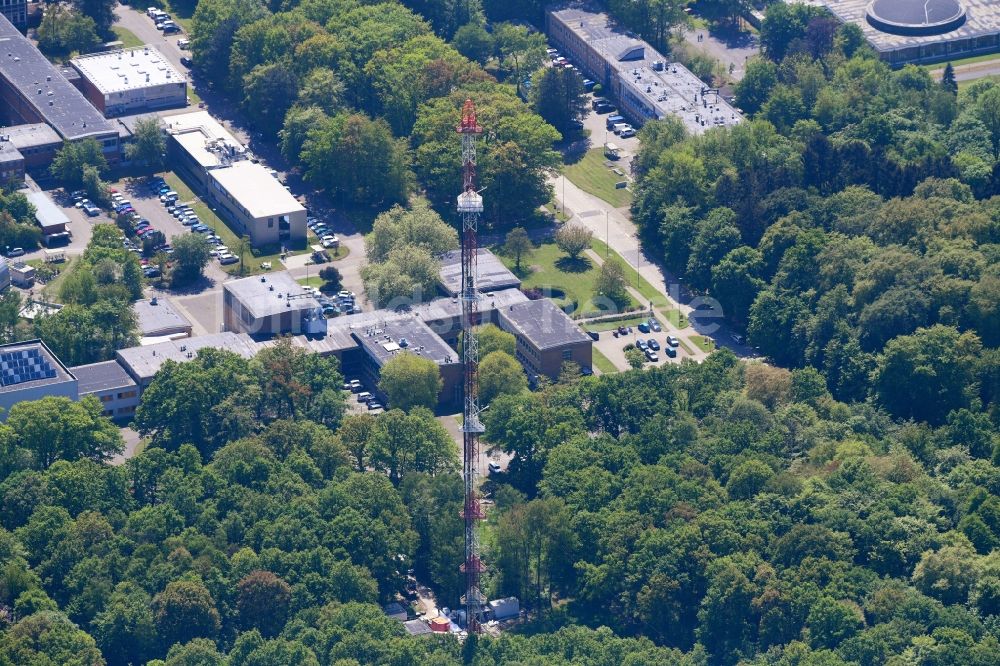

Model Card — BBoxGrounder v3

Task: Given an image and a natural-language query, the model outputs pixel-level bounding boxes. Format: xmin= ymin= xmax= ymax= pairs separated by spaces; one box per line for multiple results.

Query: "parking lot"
xmin=588 ymin=318 xmax=696 ymax=371
xmin=114 ymin=176 xmax=229 ymax=283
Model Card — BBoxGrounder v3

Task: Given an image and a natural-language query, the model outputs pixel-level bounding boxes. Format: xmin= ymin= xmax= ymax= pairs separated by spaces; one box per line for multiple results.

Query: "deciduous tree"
xmin=555 ymin=224 xmax=593 ymax=260
xmin=378 ymin=352 xmax=443 ymax=411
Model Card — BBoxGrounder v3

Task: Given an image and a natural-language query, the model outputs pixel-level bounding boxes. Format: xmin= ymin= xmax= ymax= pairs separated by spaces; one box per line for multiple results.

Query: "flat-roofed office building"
xmin=165 ymin=111 xmax=306 ymax=247
xmin=0 ymin=123 xmax=61 ymax=169
xmin=223 ymin=272 xmax=327 ymax=338
xmin=547 ymin=4 xmax=743 ymax=132
xmin=0 ymin=340 xmax=78 ymax=419
xmin=70 ymin=360 xmax=139 ymax=420
xmin=0 ymin=14 xmax=118 ymax=164
xmin=498 ymin=299 xmax=593 ymax=379
xmin=71 ymin=46 xmax=186 ymax=117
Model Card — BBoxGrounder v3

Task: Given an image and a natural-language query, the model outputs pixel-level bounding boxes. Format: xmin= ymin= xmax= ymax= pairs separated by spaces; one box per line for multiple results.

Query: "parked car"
xmin=587 ymin=330 xmax=599 ymax=341
xmin=645 ymin=349 xmax=659 ymax=362
xmin=664 ymin=346 xmax=677 ymax=358
xmin=637 ymin=322 xmax=650 ymax=333
xmin=366 ymin=401 xmax=383 ymax=411
xmin=180 ymin=56 xmax=193 ymax=67
xmin=143 ymin=267 xmax=161 ymax=278
xmin=83 ymin=205 xmax=101 ymax=217
xmin=162 ymin=23 xmax=182 ymax=35
xmin=666 ymin=335 xmax=679 ymax=347
xmin=648 ymin=339 xmax=660 ymax=351
xmin=356 ymin=391 xmax=373 ymax=403
xmin=488 ymin=462 xmax=502 ymax=475
xmin=177 ymin=38 xmax=190 ymax=48
xmin=636 ymin=339 xmax=647 ymax=351
xmin=5 ymin=247 xmax=24 ymax=258
xmin=649 ymin=319 xmax=662 ymax=332
xmin=159 ymin=191 xmax=178 ymax=203
xmin=219 ymin=255 xmax=239 ymax=265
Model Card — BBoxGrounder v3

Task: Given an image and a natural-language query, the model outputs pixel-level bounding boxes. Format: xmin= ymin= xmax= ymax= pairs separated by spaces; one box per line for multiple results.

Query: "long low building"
xmin=71 ymin=360 xmax=139 ymax=420
xmin=438 ymin=248 xmax=521 ymax=297
xmin=165 ymin=111 xmax=306 ymax=248
xmin=546 ymin=4 xmax=742 ymax=133
xmin=0 ymin=14 xmax=118 ymax=163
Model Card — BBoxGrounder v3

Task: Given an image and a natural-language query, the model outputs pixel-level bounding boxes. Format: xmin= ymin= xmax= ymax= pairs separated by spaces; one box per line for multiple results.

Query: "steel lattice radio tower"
xmin=456 ymin=99 xmax=486 ymax=634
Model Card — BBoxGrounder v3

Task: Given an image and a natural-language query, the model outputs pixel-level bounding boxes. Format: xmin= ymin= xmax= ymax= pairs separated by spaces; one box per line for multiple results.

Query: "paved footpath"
xmin=552 ymin=174 xmax=755 ymax=359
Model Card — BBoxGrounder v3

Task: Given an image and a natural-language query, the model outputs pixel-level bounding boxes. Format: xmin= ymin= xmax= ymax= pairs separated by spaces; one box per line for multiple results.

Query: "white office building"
xmin=71 ymin=46 xmax=186 ymax=117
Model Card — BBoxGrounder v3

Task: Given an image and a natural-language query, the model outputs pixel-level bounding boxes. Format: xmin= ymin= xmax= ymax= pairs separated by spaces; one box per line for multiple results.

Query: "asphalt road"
xmin=929 ymin=58 xmax=1000 ymax=83
xmin=113 ymin=5 xmax=190 ymax=83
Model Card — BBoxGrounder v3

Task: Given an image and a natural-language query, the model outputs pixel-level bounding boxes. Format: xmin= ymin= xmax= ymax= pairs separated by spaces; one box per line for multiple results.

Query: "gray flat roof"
xmin=796 ymin=0 xmax=1000 ymax=54
xmin=134 ymin=297 xmax=192 ymax=337
xmin=353 ymin=316 xmax=459 ymax=368
xmin=116 ymin=331 xmax=260 ymax=381
xmin=549 ymin=6 xmax=742 ymax=133
xmin=0 ymin=15 xmax=116 ymax=141
xmin=438 ymin=248 xmax=521 ymax=296
xmin=0 ymin=137 xmax=21 ymax=164
xmin=412 ymin=287 xmax=529 ymax=324
xmin=26 ymin=191 xmax=68 ymax=232
xmin=224 ymin=272 xmax=320 ymax=320
xmin=403 ymin=619 xmax=433 ymax=636
xmin=498 ymin=299 xmax=591 ymax=350
xmin=71 ymin=46 xmax=183 ymax=94
xmin=71 ymin=360 xmax=136 ymax=394
xmin=0 ymin=339 xmax=75 ymax=394
xmin=0 ymin=123 xmax=61 ymax=150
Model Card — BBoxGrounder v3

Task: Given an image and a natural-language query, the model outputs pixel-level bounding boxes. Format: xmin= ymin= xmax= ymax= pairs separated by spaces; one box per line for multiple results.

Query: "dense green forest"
xmin=632 ymin=4 xmax=1000 ymax=421
xmin=2 ymin=344 xmax=1000 ymax=664
xmin=2 ymin=1 xmax=999 ymax=664
xmin=186 ymin=0 xmax=560 ymax=226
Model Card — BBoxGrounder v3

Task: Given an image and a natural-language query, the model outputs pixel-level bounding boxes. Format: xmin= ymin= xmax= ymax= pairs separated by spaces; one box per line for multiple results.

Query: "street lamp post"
xmin=605 ymin=211 xmax=609 ymax=258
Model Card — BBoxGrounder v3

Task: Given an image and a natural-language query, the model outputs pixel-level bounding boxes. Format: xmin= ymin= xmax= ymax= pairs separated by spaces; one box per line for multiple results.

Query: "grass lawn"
xmin=678 ymin=338 xmax=694 ymax=355
xmin=161 ymin=171 xmax=308 ymax=275
xmin=297 ymin=276 xmax=323 ymax=288
xmin=591 ymin=347 xmax=618 ymax=374
xmin=563 ymin=148 xmax=632 ymax=208
xmin=923 ymin=53 xmax=1000 ymax=72
xmin=589 ymin=238 xmax=687 ymax=328
xmin=691 ymin=335 xmax=716 ymax=353
xmin=155 ymin=0 xmax=195 ymax=31
xmin=584 ymin=315 xmax=653 ymax=332
xmin=112 ymin=27 xmax=145 ymax=49
xmin=497 ymin=241 xmax=637 ymax=316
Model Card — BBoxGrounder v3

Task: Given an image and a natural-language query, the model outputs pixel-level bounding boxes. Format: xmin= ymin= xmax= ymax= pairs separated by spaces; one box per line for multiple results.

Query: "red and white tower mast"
xmin=456 ymin=99 xmax=486 ymax=634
